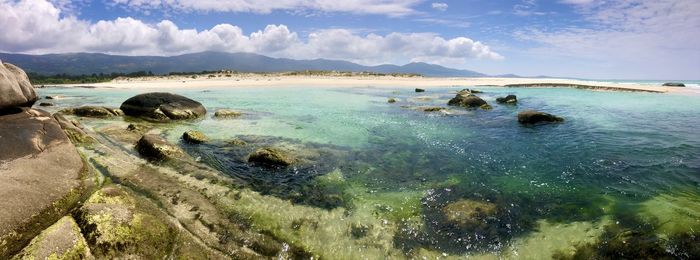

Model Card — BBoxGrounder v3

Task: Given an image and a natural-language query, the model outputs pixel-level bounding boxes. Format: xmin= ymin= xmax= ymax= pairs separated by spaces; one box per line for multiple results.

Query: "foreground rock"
xmin=182 ymin=130 xmax=208 ymax=144
xmin=213 ymin=108 xmax=242 ymax=119
xmin=14 ymin=216 xmax=92 ymax=259
xmin=662 ymin=82 xmax=685 ymax=87
xmin=136 ymin=134 xmax=184 ymax=161
xmin=248 ymin=147 xmax=297 ymax=167
xmin=517 ymin=110 xmax=564 ymax=124
xmin=60 ymin=106 xmax=123 ymax=118
xmin=447 ymin=94 xmax=491 ymax=109
xmin=0 ymin=108 xmax=92 ymax=257
xmin=0 ymin=62 xmax=36 ymax=112
xmin=120 ymin=92 xmax=207 ymax=121
xmin=496 ymin=95 xmax=518 ymax=104
xmin=76 ymin=185 xmax=175 ymax=259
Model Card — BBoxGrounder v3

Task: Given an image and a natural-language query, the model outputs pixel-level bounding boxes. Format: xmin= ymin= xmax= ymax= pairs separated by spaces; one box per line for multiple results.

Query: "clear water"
xmin=37 ymin=86 xmax=700 ymax=258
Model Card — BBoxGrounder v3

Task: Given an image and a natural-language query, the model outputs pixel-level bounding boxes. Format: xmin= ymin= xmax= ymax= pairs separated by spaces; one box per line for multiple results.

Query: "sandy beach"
xmin=53 ymin=74 xmax=694 ymax=94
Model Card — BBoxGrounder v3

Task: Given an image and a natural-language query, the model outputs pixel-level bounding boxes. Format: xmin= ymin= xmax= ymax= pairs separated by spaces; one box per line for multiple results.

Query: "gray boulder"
xmin=0 ymin=108 xmax=91 ymax=257
xmin=517 ymin=110 xmax=564 ymax=124
xmin=0 ymin=62 xmax=36 ymax=112
xmin=447 ymin=94 xmax=490 ymax=109
xmin=496 ymin=95 xmax=517 ymax=104
xmin=120 ymin=92 xmax=206 ymax=121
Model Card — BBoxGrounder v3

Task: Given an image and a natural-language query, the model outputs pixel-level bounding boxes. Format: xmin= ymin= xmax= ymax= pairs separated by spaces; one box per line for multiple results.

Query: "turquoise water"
xmin=37 ymin=86 xmax=700 ymax=257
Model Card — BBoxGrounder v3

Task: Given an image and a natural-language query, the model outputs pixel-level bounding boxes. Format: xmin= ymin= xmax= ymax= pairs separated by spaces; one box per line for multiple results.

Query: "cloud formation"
xmin=431 ymin=2 xmax=448 ymax=11
xmin=109 ymin=0 xmax=423 ymax=17
xmin=0 ymin=0 xmax=502 ymax=65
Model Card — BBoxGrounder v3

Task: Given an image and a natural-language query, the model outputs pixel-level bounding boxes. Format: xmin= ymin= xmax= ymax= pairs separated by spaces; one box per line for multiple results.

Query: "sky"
xmin=0 ymin=0 xmax=698 ymax=80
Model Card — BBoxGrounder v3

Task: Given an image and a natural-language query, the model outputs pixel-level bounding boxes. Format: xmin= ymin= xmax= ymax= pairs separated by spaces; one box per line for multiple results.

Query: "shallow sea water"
xmin=38 ymin=85 xmax=700 ymax=258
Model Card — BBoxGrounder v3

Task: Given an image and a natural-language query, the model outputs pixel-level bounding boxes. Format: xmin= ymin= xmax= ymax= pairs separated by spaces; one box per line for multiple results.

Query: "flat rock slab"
xmin=14 ymin=216 xmax=92 ymax=259
xmin=0 ymin=108 xmax=88 ymax=257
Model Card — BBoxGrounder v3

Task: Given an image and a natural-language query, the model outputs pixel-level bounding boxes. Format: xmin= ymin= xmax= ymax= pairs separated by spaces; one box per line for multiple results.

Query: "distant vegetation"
xmin=28 ymin=70 xmax=422 ymax=85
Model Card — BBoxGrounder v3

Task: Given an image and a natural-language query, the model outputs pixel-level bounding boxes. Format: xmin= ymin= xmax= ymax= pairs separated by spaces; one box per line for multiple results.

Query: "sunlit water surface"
xmin=38 ymin=85 xmax=700 ymax=258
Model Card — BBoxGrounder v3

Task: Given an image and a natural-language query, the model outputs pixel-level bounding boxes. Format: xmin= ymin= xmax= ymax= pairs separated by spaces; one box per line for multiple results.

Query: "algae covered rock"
xmin=442 ymin=199 xmax=498 ymax=227
xmin=248 ymin=147 xmax=297 ymax=167
xmin=53 ymin=113 xmax=95 ymax=145
xmin=14 ymin=216 xmax=93 ymax=260
xmin=447 ymin=93 xmax=489 ymax=109
xmin=517 ymin=110 xmax=564 ymax=124
xmin=120 ymin=92 xmax=206 ymax=121
xmin=182 ymin=130 xmax=208 ymax=144
xmin=0 ymin=62 xmax=36 ymax=112
xmin=136 ymin=134 xmax=184 ymax=161
xmin=213 ymin=109 xmax=242 ymax=119
xmin=0 ymin=108 xmax=91 ymax=257
xmin=496 ymin=95 xmax=517 ymax=104
xmin=75 ymin=185 xmax=175 ymax=259
xmin=60 ymin=106 xmax=123 ymax=118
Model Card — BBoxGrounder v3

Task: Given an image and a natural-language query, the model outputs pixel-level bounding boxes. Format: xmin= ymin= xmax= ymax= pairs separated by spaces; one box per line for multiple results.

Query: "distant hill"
xmin=0 ymin=51 xmax=488 ymax=77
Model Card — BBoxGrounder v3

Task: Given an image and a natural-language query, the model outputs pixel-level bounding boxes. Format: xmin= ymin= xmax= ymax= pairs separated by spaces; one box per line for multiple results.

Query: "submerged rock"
xmin=496 ymin=95 xmax=518 ymax=104
xmin=182 ymin=130 xmax=208 ymax=144
xmin=60 ymin=106 xmax=123 ymax=118
xmin=136 ymin=134 xmax=184 ymax=161
xmin=14 ymin=216 xmax=92 ymax=259
xmin=213 ymin=109 xmax=242 ymax=119
xmin=387 ymin=98 xmax=397 ymax=103
xmin=421 ymin=106 xmax=446 ymax=112
xmin=0 ymin=108 xmax=92 ymax=257
xmin=415 ymin=88 xmax=425 ymax=92
xmin=442 ymin=199 xmax=498 ymax=227
xmin=248 ymin=147 xmax=297 ymax=167
xmin=0 ymin=62 xmax=36 ymax=112
xmin=38 ymin=102 xmax=54 ymax=107
xmin=447 ymin=93 xmax=489 ymax=109
xmin=662 ymin=82 xmax=685 ymax=87
xmin=75 ymin=185 xmax=175 ymax=259
xmin=517 ymin=110 xmax=564 ymax=124
xmin=120 ymin=92 xmax=206 ymax=121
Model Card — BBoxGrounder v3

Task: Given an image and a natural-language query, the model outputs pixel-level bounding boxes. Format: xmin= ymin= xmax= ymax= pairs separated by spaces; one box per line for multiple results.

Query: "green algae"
xmin=13 ymin=216 xmax=92 ymax=260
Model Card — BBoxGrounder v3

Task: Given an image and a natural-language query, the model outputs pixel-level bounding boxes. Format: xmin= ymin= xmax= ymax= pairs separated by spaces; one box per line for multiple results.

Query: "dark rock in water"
xmin=226 ymin=138 xmax=247 ymax=146
xmin=136 ymin=134 xmax=184 ymax=161
xmin=458 ymin=88 xmax=482 ymax=95
xmin=517 ymin=110 xmax=564 ymax=124
xmin=248 ymin=147 xmax=296 ymax=167
xmin=662 ymin=82 xmax=685 ymax=87
xmin=0 ymin=108 xmax=92 ymax=257
xmin=0 ymin=62 xmax=37 ymax=113
xmin=447 ymin=93 xmax=489 ymax=109
xmin=45 ymin=95 xmax=64 ymax=100
xmin=496 ymin=95 xmax=518 ymax=104
xmin=213 ymin=109 xmax=242 ymax=119
xmin=182 ymin=130 xmax=208 ymax=144
xmin=387 ymin=98 xmax=397 ymax=103
xmin=120 ymin=92 xmax=206 ymax=121
xmin=38 ymin=102 xmax=54 ymax=106
xmin=421 ymin=106 xmax=446 ymax=112
xmin=415 ymin=88 xmax=425 ymax=92
xmin=60 ymin=106 xmax=123 ymax=118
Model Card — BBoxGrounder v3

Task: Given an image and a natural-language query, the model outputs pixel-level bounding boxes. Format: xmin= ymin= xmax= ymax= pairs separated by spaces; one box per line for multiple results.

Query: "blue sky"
xmin=1 ymin=0 xmax=698 ymax=79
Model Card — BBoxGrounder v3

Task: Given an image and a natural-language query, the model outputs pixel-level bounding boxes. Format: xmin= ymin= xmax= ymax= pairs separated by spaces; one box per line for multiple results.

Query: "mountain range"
xmin=0 ymin=51 xmax=491 ymax=77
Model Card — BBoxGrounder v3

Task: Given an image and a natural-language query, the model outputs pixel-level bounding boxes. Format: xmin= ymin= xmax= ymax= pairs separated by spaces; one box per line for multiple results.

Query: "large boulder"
xmin=517 ymin=110 xmax=564 ymax=124
xmin=0 ymin=62 xmax=37 ymax=112
xmin=182 ymin=130 xmax=208 ymax=144
xmin=447 ymin=94 xmax=490 ymax=109
xmin=120 ymin=92 xmax=206 ymax=121
xmin=0 ymin=108 xmax=91 ymax=257
xmin=496 ymin=95 xmax=518 ymax=104
xmin=135 ymin=134 xmax=184 ymax=161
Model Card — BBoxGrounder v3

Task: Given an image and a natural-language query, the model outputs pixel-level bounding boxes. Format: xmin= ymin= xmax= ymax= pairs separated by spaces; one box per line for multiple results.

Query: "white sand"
xmin=55 ymin=74 xmax=692 ymax=94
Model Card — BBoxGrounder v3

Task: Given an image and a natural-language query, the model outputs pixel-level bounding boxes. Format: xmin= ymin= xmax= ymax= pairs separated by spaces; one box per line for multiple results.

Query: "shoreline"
xmin=42 ymin=75 xmax=697 ymax=94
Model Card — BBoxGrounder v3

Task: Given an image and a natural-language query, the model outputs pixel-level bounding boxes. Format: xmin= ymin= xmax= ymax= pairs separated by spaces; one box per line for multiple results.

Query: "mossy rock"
xmin=182 ymin=130 xmax=208 ymax=144
xmin=13 ymin=216 xmax=93 ymax=260
xmin=60 ymin=106 xmax=123 ymax=118
xmin=247 ymin=147 xmax=297 ymax=167
xmin=75 ymin=185 xmax=176 ymax=259
xmin=442 ymin=199 xmax=498 ymax=227
xmin=213 ymin=109 xmax=243 ymax=119
xmin=135 ymin=134 xmax=184 ymax=161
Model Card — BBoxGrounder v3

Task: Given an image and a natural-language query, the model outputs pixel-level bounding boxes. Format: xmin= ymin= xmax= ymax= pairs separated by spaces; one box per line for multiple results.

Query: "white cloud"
xmin=109 ymin=0 xmax=423 ymax=17
xmin=0 ymin=0 xmax=502 ymax=66
xmin=515 ymin=0 xmax=700 ymax=79
xmin=431 ymin=2 xmax=448 ymax=11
